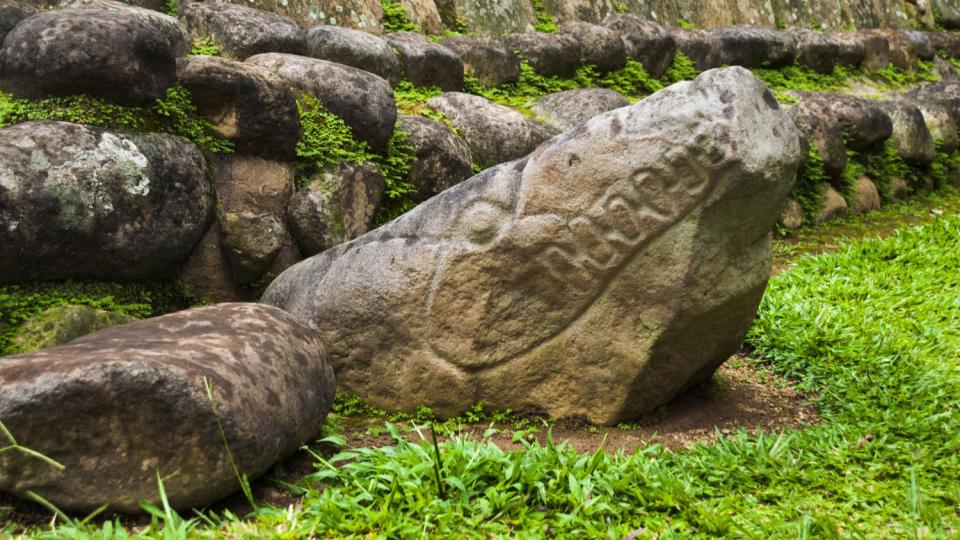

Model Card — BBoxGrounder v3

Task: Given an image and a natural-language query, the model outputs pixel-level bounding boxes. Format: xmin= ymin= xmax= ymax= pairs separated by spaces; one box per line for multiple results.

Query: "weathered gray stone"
xmin=262 ymin=67 xmax=804 ymax=424
xmin=176 ymin=55 xmax=300 ymax=159
xmin=399 ymin=0 xmax=444 ymax=34
xmin=427 ymin=92 xmax=558 ymax=167
xmin=868 ymin=29 xmax=920 ymax=70
xmin=671 ymin=29 xmax=721 ymax=71
xmin=8 ymin=305 xmax=136 ymax=355
xmin=602 ymin=15 xmax=676 ymax=78
xmin=212 ymin=154 xmax=296 ymax=216
xmin=879 ymin=101 xmax=935 ymax=167
xmin=440 ymin=35 xmax=520 ymax=86
xmin=304 ymin=25 xmax=402 ymax=85
xmin=889 ymin=176 xmax=910 ymax=200
xmin=710 ymin=25 xmax=796 ymax=69
xmin=903 ymin=30 xmax=935 ymax=60
xmin=286 ymin=162 xmax=385 ymax=256
xmin=246 ymin=53 xmax=397 ymax=152
xmin=793 ymin=93 xmax=893 ymax=151
xmin=0 ymin=9 xmax=176 ymax=106
xmin=59 ymin=0 xmax=189 ymax=56
xmin=220 ymin=212 xmax=287 ymax=284
xmin=559 ymin=21 xmax=626 ymax=73
xmin=530 ymin=88 xmax=630 ymax=132
xmin=913 ymin=99 xmax=959 ymax=153
xmin=179 ymin=2 xmax=306 ymax=60
xmin=934 ymin=0 xmax=960 ymax=30
xmin=0 ymin=6 xmax=31 ymax=44
xmin=399 ymin=115 xmax=474 ymax=202
xmin=779 ymin=199 xmax=805 ymax=230
xmin=851 ymin=176 xmax=881 ymax=214
xmin=541 ymin=0 xmax=615 ymax=25
xmin=926 ymin=31 xmax=960 ymax=58
xmin=503 ymin=32 xmax=582 ymax=78
xmin=384 ymin=32 xmax=464 ymax=91
xmin=830 ymin=31 xmax=889 ymax=70
xmin=788 ymin=29 xmax=838 ymax=74
xmin=0 ymin=121 xmax=212 ymax=283
xmin=180 ymin=222 xmax=243 ymax=303
xmin=908 ymin=82 xmax=960 ymax=123
xmin=0 ymin=303 xmax=334 ymax=513
xmin=814 ymin=184 xmax=848 ymax=224
xmin=437 ymin=0 xmax=535 ymax=36
xmin=787 ymin=104 xmax=847 ymax=180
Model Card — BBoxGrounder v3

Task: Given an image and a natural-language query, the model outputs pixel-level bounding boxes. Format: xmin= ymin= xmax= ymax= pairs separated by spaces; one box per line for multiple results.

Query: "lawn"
xmin=7 ymin=209 xmax=959 ymax=538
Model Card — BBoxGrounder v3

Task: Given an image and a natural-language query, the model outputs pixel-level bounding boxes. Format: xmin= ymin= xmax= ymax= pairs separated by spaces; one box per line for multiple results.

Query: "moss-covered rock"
xmin=9 ymin=304 xmax=136 ymax=354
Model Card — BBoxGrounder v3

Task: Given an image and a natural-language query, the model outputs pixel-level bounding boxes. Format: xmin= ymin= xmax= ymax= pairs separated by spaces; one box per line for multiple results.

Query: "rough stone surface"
xmin=220 ymin=212 xmax=287 ymax=284
xmin=176 ymin=56 xmax=300 ymax=159
xmin=212 ymin=154 xmax=296 ymax=217
xmin=262 ymin=67 xmax=805 ymax=425
xmin=304 ymin=25 xmax=402 ymax=85
xmin=0 ymin=6 xmax=31 ymax=44
xmin=0 ymin=9 xmax=176 ymax=106
xmin=779 ymin=199 xmax=805 ymax=230
xmin=399 ymin=115 xmax=474 ymax=202
xmin=399 ymin=0 xmax=444 ymax=34
xmin=671 ymin=29 xmax=721 ymax=71
xmin=179 ymin=2 xmax=306 ymax=60
xmin=889 ymin=176 xmax=910 ymax=200
xmin=8 ymin=305 xmax=136 ymax=355
xmin=814 ymin=184 xmax=848 ymax=224
xmin=286 ymin=162 xmax=385 ymax=256
xmin=903 ymin=30 xmax=935 ymax=60
xmin=935 ymin=0 xmax=960 ymax=29
xmin=384 ymin=32 xmax=464 ymax=91
xmin=926 ymin=31 xmax=960 ymax=58
xmin=914 ymin=99 xmax=959 ymax=153
xmin=439 ymin=0 xmax=535 ymax=36
xmin=831 ymin=31 xmax=889 ymax=70
xmin=209 ymin=0 xmax=384 ymax=33
xmin=180 ymin=223 xmax=243 ymax=303
xmin=504 ymin=32 xmax=583 ymax=78
xmin=602 ymin=15 xmax=676 ymax=78
xmin=879 ymin=102 xmax=935 ymax=167
xmin=0 ymin=121 xmax=212 ymax=283
xmin=530 ymin=88 xmax=630 ymax=132
xmin=559 ymin=21 xmax=627 ymax=73
xmin=542 ymin=0 xmax=616 ymax=24
xmin=0 ymin=303 xmax=334 ymax=513
xmin=710 ymin=25 xmax=796 ymax=69
xmin=793 ymin=93 xmax=893 ymax=151
xmin=851 ymin=176 xmax=881 ymax=214
xmin=788 ymin=29 xmax=838 ymax=74
xmin=787 ymin=104 xmax=847 ymax=180
xmin=440 ymin=35 xmax=520 ymax=86
xmin=868 ymin=29 xmax=919 ymax=70
xmin=246 ymin=53 xmax=397 ymax=152
xmin=59 ymin=0 xmax=189 ymax=56
xmin=427 ymin=92 xmax=559 ymax=167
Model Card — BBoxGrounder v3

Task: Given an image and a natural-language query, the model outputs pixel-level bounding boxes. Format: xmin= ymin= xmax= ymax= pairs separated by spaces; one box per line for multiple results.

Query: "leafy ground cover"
xmin=6 ymin=188 xmax=960 ymax=539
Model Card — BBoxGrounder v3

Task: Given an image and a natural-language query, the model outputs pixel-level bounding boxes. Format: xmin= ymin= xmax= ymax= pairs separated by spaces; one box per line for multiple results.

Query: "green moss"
xmin=0 ymin=85 xmax=234 ymax=153
xmin=382 ymin=0 xmax=419 ymax=32
xmin=164 ymin=0 xmax=179 ymax=17
xmin=676 ymin=18 xmax=696 ymax=29
xmin=793 ymin=145 xmax=830 ymax=221
xmin=661 ymin=52 xmax=699 ymax=85
xmin=189 ymin=37 xmax=222 ymax=56
xmin=530 ymin=0 xmax=557 ymax=33
xmin=370 ymin=128 xmax=417 ymax=226
xmin=752 ymin=64 xmax=861 ymax=103
xmin=0 ymin=281 xmax=193 ymax=355
xmin=845 ymin=140 xmax=916 ymax=201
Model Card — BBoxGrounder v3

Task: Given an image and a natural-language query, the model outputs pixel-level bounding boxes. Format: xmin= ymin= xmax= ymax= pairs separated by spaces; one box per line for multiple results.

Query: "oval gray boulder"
xmin=304 ymin=25 xmax=402 ymax=85
xmin=262 ymin=67 xmax=805 ymax=425
xmin=530 ymin=88 xmax=630 ymax=132
xmin=179 ymin=2 xmax=306 ymax=60
xmin=0 ymin=121 xmax=212 ymax=282
xmin=0 ymin=303 xmax=334 ymax=513
xmin=0 ymin=9 xmax=176 ymax=105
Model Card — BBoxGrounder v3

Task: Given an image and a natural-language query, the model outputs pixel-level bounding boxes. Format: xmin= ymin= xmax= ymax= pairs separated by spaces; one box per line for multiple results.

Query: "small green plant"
xmin=792 ymin=145 xmax=830 ymax=221
xmin=164 ymin=0 xmax=179 ymax=17
xmin=530 ymin=0 xmax=557 ymax=33
xmin=661 ymin=52 xmax=699 ymax=84
xmin=676 ymin=18 xmax=696 ymax=29
xmin=190 ymin=37 xmax=223 ymax=56
xmin=0 ymin=421 xmax=65 ymax=471
xmin=204 ymin=377 xmax=256 ymax=510
xmin=381 ymin=0 xmax=419 ymax=32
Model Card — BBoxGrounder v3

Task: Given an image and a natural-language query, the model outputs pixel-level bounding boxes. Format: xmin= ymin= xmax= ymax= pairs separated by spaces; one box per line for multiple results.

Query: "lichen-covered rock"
xmin=710 ymin=25 xmax=796 ymax=69
xmin=384 ymin=32 xmax=464 ymax=91
xmin=903 ymin=30 xmax=935 ymax=60
xmin=793 ymin=93 xmax=892 ymax=151
xmin=830 ymin=31 xmax=889 ymax=70
xmin=851 ymin=176 xmax=881 ymax=214
xmin=220 ymin=212 xmax=287 ymax=284
xmin=399 ymin=0 xmax=444 ymax=34
xmin=246 ymin=53 xmax=397 ymax=151
xmin=262 ymin=67 xmax=805 ymax=424
xmin=59 ymin=0 xmax=189 ymax=56
xmin=399 ymin=115 xmax=474 ymax=202
xmin=671 ymin=29 xmax=721 ymax=71
xmin=179 ymin=2 xmax=306 ymax=60
xmin=0 ymin=9 xmax=176 ymax=106
xmin=286 ymin=162 xmax=385 ymax=256
xmin=935 ymin=0 xmax=960 ymax=30
xmin=788 ymin=29 xmax=838 ymax=74
xmin=440 ymin=0 xmax=535 ymax=36
xmin=440 ymin=35 xmax=520 ymax=86
xmin=8 ymin=305 xmax=136 ymax=355
xmin=304 ymin=25 xmax=402 ymax=85
xmin=602 ymin=15 xmax=675 ymax=78
xmin=913 ymin=100 xmax=959 ymax=153
xmin=879 ymin=102 xmax=935 ymax=167
xmin=208 ymin=0 xmax=383 ymax=33
xmin=176 ymin=56 xmax=300 ymax=159
xmin=868 ymin=29 xmax=920 ymax=70
xmin=0 ymin=121 xmax=212 ymax=282
xmin=814 ymin=184 xmax=848 ymax=224
xmin=530 ymin=88 xmax=630 ymax=132
xmin=779 ymin=199 xmax=805 ymax=230
xmin=559 ymin=21 xmax=626 ymax=73
xmin=503 ymin=32 xmax=583 ymax=78
xmin=908 ymin=82 xmax=960 ymax=122
xmin=427 ymin=92 xmax=558 ymax=168
xmin=787 ymin=104 xmax=847 ymax=180
xmin=0 ymin=303 xmax=334 ymax=513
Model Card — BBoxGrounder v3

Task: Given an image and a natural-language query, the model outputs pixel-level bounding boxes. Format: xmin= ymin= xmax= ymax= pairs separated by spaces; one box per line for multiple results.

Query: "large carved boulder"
xmin=0 ymin=303 xmax=334 ymax=513
xmin=0 ymin=121 xmax=212 ymax=283
xmin=262 ymin=67 xmax=805 ymax=425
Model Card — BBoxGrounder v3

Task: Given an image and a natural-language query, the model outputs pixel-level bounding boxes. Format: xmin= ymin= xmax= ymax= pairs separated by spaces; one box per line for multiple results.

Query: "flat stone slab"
xmin=0 ymin=303 xmax=334 ymax=513
xmin=262 ymin=67 xmax=804 ymax=425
